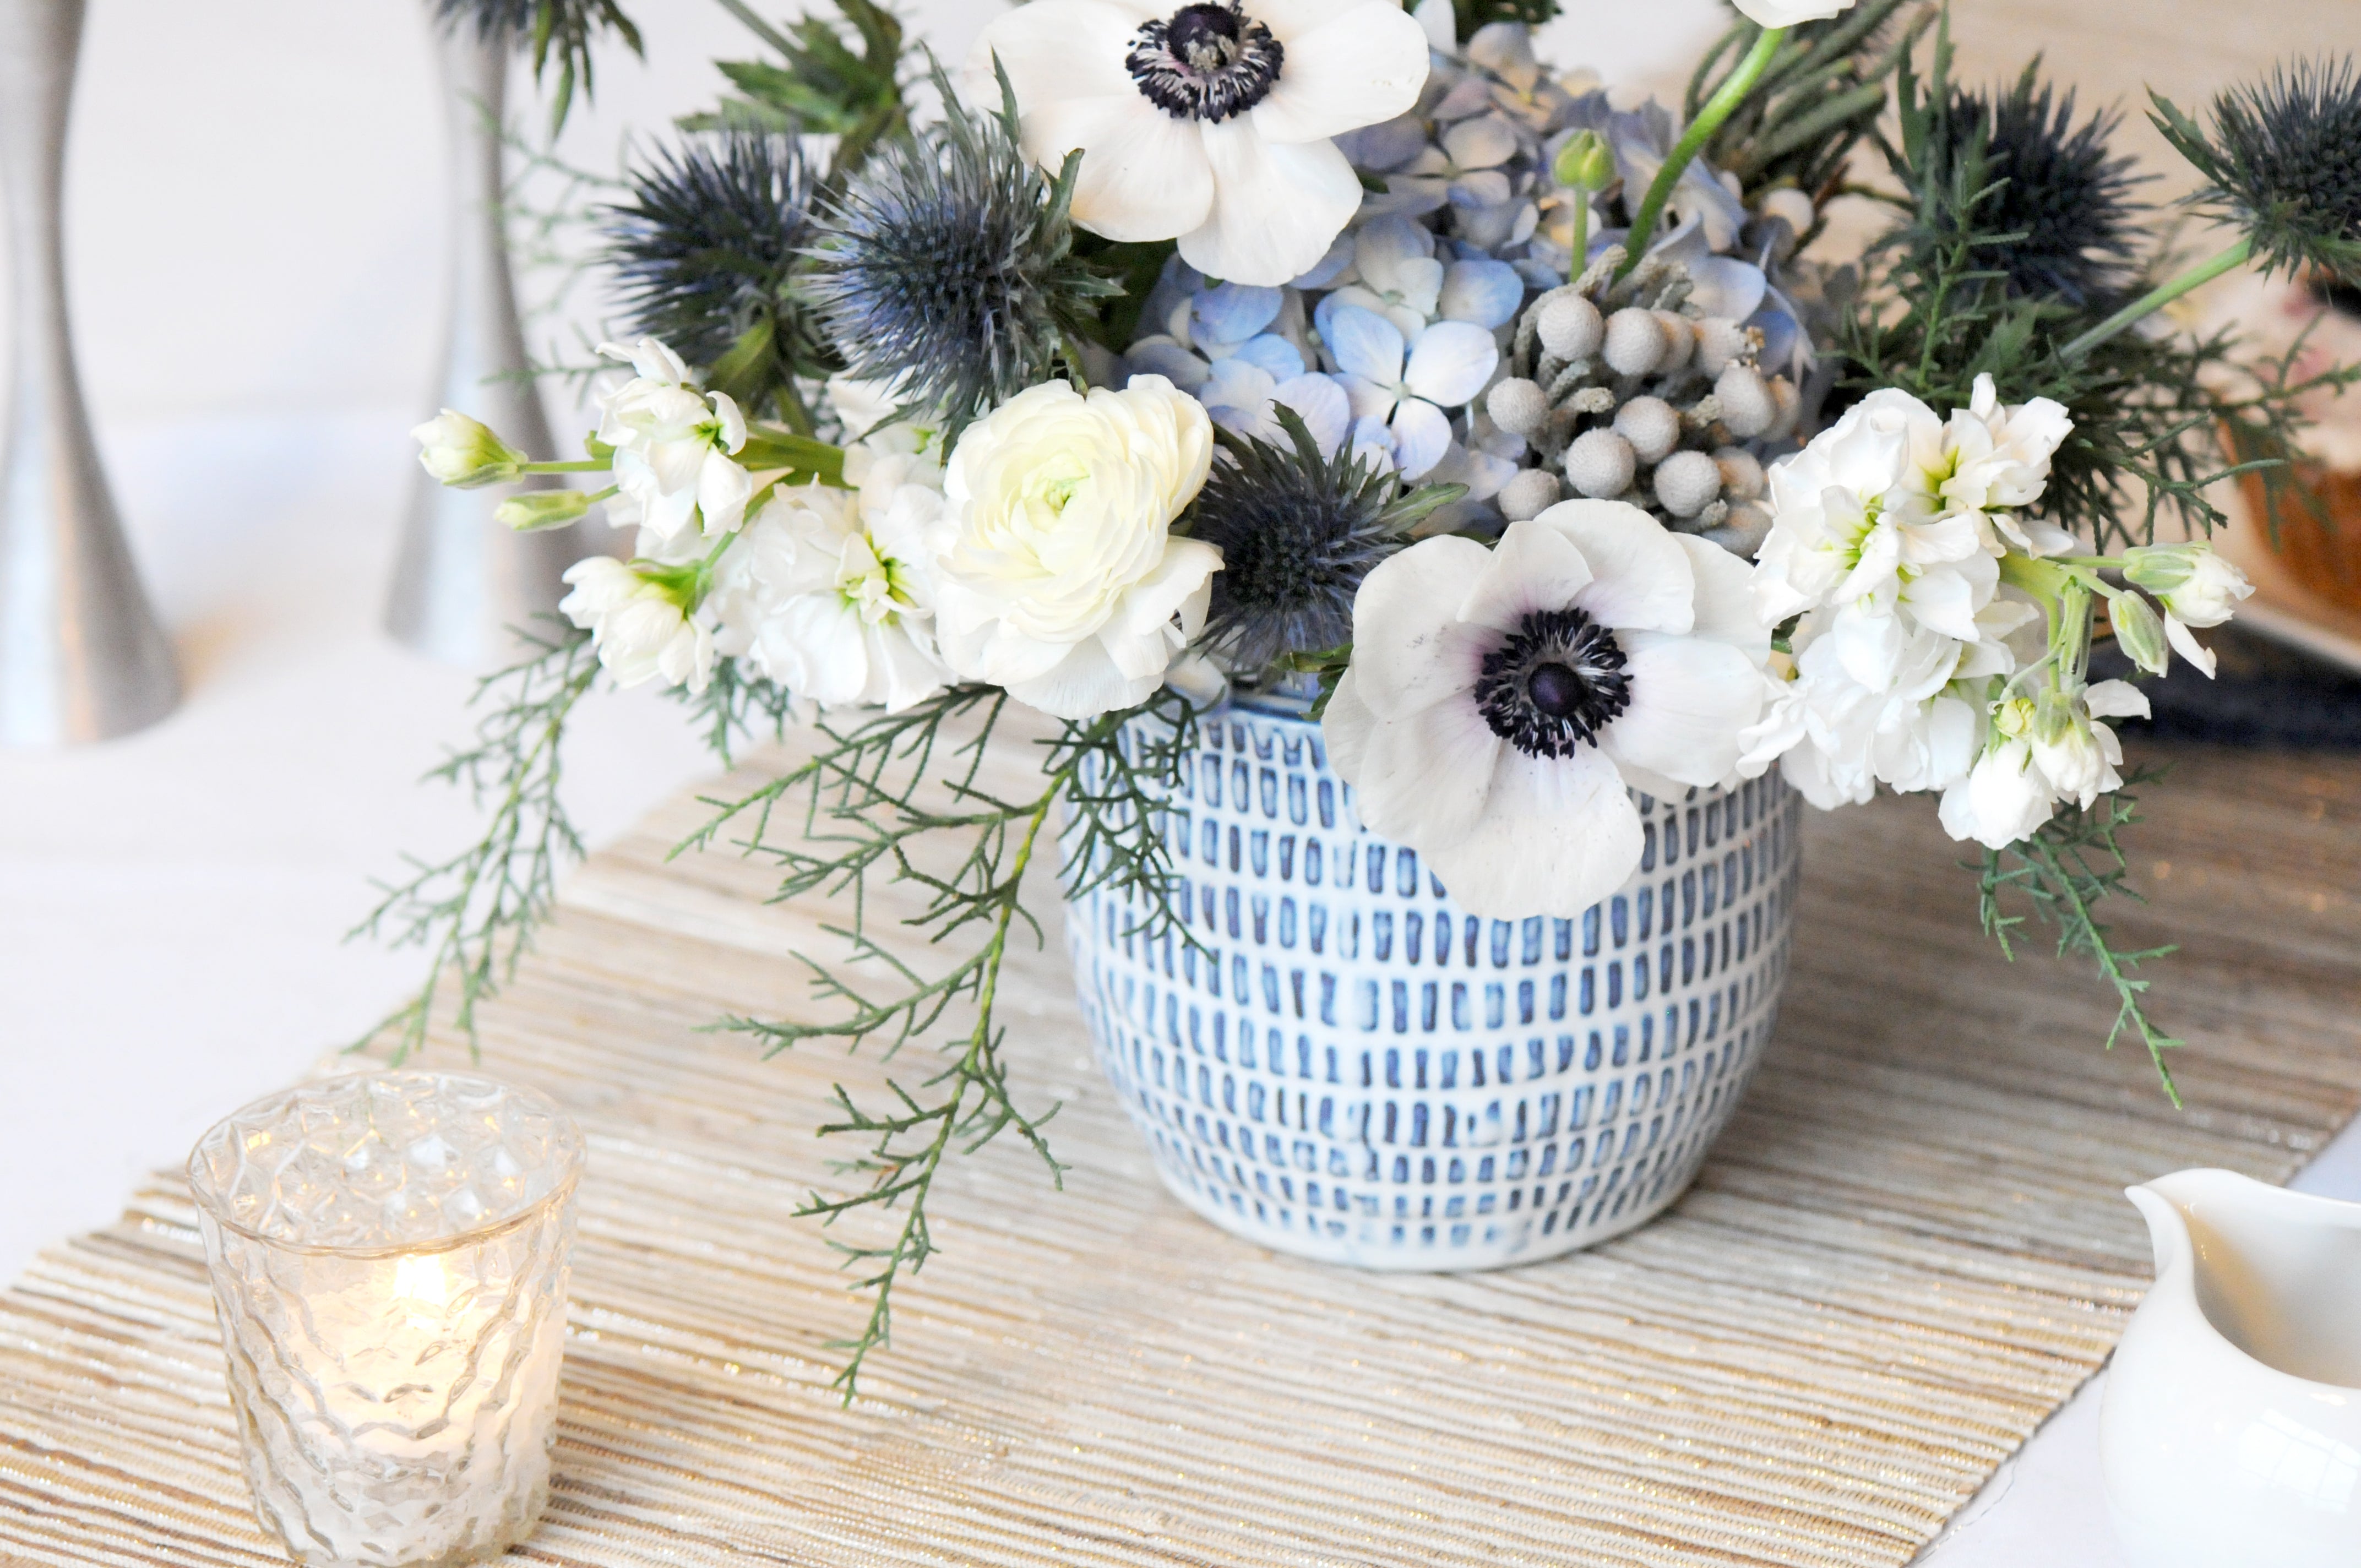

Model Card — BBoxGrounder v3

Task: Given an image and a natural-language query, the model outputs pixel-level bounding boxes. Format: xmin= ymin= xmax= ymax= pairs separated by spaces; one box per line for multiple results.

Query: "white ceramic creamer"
xmin=2101 ymin=1168 xmax=2361 ymax=1568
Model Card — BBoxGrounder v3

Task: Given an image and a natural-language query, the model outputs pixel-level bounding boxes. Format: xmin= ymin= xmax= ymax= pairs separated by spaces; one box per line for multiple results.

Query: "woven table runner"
xmin=4 ymin=738 xmax=2358 ymax=1567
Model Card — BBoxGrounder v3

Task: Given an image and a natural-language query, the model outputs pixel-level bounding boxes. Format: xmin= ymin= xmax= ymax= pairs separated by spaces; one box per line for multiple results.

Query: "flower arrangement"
xmin=389 ymin=0 xmax=2360 ymax=1389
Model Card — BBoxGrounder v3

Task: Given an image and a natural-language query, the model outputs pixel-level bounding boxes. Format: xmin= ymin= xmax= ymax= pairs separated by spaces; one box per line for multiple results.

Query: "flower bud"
xmin=495 ymin=488 xmax=597 ymax=532
xmin=2123 ymin=542 xmax=2253 ymax=629
xmin=1486 ymin=377 xmax=1551 ymax=437
xmin=1552 ymin=129 xmax=1615 ymax=193
xmin=411 ymin=409 xmax=525 ymax=488
xmin=1564 ymin=428 xmax=1637 ymax=498
xmin=1653 ymin=450 xmax=1722 ymax=519
xmin=2109 ymin=591 xmax=2171 ymax=676
xmin=1498 ymin=467 xmax=1563 ymax=521
xmin=1536 ymin=293 xmax=1603 ymax=360
xmin=1613 ymin=396 xmax=1682 ymax=464
xmin=1602 ymin=308 xmax=1666 ymax=377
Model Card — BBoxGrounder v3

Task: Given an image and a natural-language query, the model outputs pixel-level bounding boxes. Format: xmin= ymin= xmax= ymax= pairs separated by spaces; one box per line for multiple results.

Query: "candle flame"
xmin=391 ymin=1255 xmax=450 ymax=1311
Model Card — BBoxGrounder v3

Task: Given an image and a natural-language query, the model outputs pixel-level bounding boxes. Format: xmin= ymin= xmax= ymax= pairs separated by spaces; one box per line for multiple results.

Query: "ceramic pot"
xmin=2102 ymin=1168 xmax=2361 ymax=1568
xmin=1064 ymin=701 xmax=1799 ymax=1270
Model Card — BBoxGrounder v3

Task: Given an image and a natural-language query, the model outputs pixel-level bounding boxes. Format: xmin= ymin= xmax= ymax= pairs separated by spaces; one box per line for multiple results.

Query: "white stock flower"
xmin=2125 ymin=542 xmax=2254 ymax=677
xmin=1934 ymin=682 xmax=2151 ymax=850
xmin=1936 ymin=737 xmax=2055 ymax=850
xmin=1736 ymin=617 xmax=1985 ymax=809
xmin=411 ymin=409 xmax=524 ymax=488
xmin=708 ymin=473 xmax=953 ymax=715
xmin=1324 ymin=501 xmax=1770 ymax=919
xmin=594 ymin=338 xmax=753 ymax=543
xmin=933 ymin=375 xmax=1221 ymax=720
xmin=1754 ymin=389 xmax=1993 ymax=634
xmin=1732 ymin=0 xmax=1858 ymax=25
xmin=559 ymin=557 xmax=715 ymax=694
xmin=971 ymin=0 xmax=1430 ymax=286
xmin=1921 ymin=373 xmax=2075 ymax=554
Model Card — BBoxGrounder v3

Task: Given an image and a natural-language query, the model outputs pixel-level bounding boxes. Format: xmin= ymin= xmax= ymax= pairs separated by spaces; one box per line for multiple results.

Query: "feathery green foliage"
xmin=681 ymin=685 xmax=1202 ymax=1395
xmin=353 ymin=627 xmax=598 ymax=1061
xmin=1974 ymin=769 xmax=2184 ymax=1104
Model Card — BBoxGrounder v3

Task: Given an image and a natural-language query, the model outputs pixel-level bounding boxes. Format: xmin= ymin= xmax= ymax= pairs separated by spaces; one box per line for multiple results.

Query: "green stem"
xmin=1569 ymin=197 xmax=1590 ymax=271
xmin=1615 ymin=25 xmax=1786 ymax=281
xmin=519 ymin=459 xmax=611 ymax=473
xmin=2058 ymin=235 xmax=2254 ymax=362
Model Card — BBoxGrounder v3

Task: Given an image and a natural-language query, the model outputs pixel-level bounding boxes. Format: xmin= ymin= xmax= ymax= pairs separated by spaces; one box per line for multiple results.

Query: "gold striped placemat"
xmin=4 ymin=739 xmax=2357 ymax=1567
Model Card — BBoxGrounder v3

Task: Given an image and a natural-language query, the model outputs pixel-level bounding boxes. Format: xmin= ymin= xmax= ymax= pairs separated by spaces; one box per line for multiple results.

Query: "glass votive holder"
xmin=187 ymin=1070 xmax=586 ymax=1568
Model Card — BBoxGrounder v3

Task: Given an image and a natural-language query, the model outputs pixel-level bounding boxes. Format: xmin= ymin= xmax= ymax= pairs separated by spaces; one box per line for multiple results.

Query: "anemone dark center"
xmin=1473 ymin=607 xmax=1631 ymax=759
xmin=1127 ymin=2 xmax=1283 ymax=123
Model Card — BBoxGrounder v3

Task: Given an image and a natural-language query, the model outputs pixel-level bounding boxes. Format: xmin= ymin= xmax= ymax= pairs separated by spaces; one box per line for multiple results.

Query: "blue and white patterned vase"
xmin=1065 ymin=701 xmax=1801 ymax=1270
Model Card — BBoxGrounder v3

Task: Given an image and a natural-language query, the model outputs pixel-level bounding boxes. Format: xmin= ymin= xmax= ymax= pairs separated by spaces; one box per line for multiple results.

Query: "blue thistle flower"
xmin=604 ymin=132 xmax=828 ymax=407
xmin=1187 ymin=410 xmax=1464 ymax=677
xmin=1950 ymin=65 xmax=2151 ymax=308
xmin=802 ymin=68 xmax=1119 ymax=432
xmin=2153 ymin=57 xmax=2361 ymax=281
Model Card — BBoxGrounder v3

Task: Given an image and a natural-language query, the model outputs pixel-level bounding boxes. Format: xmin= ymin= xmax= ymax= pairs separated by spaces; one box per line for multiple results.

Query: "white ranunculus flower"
xmin=709 ymin=473 xmax=953 ymax=715
xmin=594 ymin=338 xmax=754 ymax=543
xmin=933 ymin=375 xmax=1221 ymax=720
xmin=559 ymin=557 xmax=716 ymax=694
xmin=970 ymin=0 xmax=1430 ymax=286
xmin=1324 ymin=501 xmax=1770 ymax=919
xmin=1732 ymin=0 xmax=1858 ymax=26
xmin=411 ymin=409 xmax=525 ymax=488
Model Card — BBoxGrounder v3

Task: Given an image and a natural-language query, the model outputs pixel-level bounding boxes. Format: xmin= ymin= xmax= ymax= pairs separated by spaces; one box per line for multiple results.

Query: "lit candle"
xmin=188 ymin=1071 xmax=584 ymax=1567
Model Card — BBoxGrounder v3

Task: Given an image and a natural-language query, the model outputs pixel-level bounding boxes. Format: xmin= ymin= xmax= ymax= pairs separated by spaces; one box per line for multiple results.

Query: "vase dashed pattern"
xmin=188 ymin=1073 xmax=582 ymax=1568
xmin=1067 ymin=706 xmax=1800 ymax=1270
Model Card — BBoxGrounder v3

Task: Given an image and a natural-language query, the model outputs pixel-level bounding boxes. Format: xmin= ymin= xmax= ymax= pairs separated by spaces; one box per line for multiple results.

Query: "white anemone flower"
xmin=970 ymin=0 xmax=1430 ymax=287
xmin=1324 ymin=500 xmax=1770 ymax=919
xmin=1325 ymin=305 xmax=1498 ymax=480
xmin=558 ymin=557 xmax=716 ymax=694
xmin=594 ymin=338 xmax=754 ymax=543
xmin=708 ymin=476 xmax=953 ymax=715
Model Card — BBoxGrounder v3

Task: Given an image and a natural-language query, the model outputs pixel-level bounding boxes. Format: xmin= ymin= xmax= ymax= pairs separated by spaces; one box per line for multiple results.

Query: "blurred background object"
xmin=0 ymin=0 xmax=177 ymax=746
xmin=384 ymin=14 xmax=596 ymax=668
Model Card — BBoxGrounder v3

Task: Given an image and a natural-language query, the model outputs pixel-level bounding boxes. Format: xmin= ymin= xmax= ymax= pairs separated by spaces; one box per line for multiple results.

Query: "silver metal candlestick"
xmin=386 ymin=20 xmax=592 ymax=667
xmin=0 ymin=0 xmax=179 ymax=747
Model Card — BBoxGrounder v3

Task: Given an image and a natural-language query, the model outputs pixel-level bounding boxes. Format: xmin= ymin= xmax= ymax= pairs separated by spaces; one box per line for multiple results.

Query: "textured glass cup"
xmin=187 ymin=1071 xmax=585 ymax=1567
